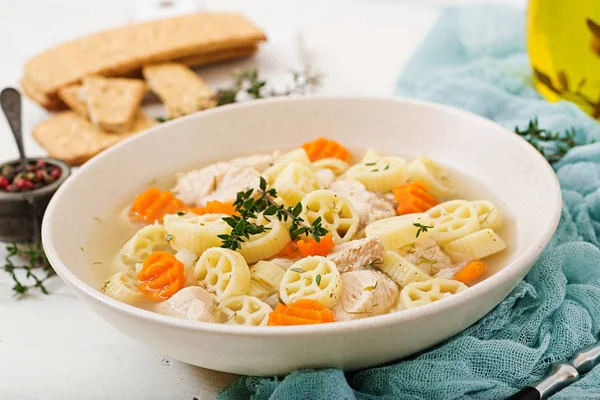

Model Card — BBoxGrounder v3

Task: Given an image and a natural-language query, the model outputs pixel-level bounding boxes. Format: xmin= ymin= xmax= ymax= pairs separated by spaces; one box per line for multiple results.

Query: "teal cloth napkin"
xmin=219 ymin=6 xmax=600 ymax=399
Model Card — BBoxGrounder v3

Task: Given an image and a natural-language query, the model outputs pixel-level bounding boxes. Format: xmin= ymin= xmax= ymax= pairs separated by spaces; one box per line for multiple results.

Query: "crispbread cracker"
xmin=33 ymin=111 xmax=155 ymax=166
xmin=57 ymin=85 xmax=88 ymax=118
xmin=23 ymin=13 xmax=266 ymax=105
xmin=143 ymin=63 xmax=216 ymax=118
xmin=81 ymin=76 xmax=147 ymax=132
xmin=21 ymin=77 xmax=64 ymax=111
xmin=176 ymin=44 xmax=258 ymax=67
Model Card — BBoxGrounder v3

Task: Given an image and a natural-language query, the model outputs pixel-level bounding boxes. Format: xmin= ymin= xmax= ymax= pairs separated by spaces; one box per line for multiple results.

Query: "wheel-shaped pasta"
xmin=313 ymin=158 xmax=350 ymax=176
xmin=101 ymin=270 xmax=144 ymax=305
xmin=407 ymin=156 xmax=454 ymax=199
xmin=346 ymin=156 xmax=408 ymax=192
xmin=442 ymin=228 xmax=507 ymax=262
xmin=302 ymin=189 xmax=359 ymax=244
xmin=470 ymin=200 xmax=504 ymax=231
xmin=273 ymin=162 xmax=321 ymax=206
xmin=426 ymin=200 xmax=480 ymax=245
xmin=365 ymin=213 xmax=432 ymax=250
xmin=379 ymin=250 xmax=431 ymax=287
xmin=279 ymin=256 xmax=342 ymax=307
xmin=400 ymin=278 xmax=468 ymax=308
xmin=119 ymin=224 xmax=172 ymax=265
xmin=237 ymin=214 xmax=291 ymax=264
xmin=191 ymin=248 xmax=251 ymax=301
xmin=263 ymin=148 xmax=312 ymax=184
xmin=216 ymin=295 xmax=273 ymax=326
xmin=164 ymin=213 xmax=231 ymax=256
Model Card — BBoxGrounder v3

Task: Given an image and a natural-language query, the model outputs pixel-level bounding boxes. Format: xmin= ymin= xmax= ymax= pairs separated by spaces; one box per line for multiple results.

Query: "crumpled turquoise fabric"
xmin=219 ymin=6 xmax=600 ymax=400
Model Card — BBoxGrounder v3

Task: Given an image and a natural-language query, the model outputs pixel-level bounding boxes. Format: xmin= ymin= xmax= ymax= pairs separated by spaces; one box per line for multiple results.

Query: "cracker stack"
xmin=23 ymin=12 xmax=267 ymax=166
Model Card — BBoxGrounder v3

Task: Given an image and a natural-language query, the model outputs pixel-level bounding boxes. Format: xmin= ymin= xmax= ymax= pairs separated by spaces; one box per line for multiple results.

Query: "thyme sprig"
xmin=514 ymin=118 xmax=582 ymax=164
xmin=3 ymin=242 xmax=55 ymax=296
xmin=215 ymin=68 xmax=322 ymax=106
xmin=218 ymin=177 xmax=328 ymax=250
xmin=413 ymin=223 xmax=433 ymax=238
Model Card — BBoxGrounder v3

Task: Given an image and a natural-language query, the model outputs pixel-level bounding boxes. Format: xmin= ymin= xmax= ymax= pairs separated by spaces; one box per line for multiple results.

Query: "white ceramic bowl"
xmin=42 ymin=97 xmax=561 ymax=376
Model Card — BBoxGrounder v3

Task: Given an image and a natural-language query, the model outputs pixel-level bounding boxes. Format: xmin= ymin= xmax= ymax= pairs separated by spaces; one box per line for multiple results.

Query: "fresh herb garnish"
xmin=413 ymin=223 xmax=433 ymax=238
xmin=315 ymin=274 xmax=322 ymax=286
xmin=364 ymin=281 xmax=378 ymax=291
xmin=364 ymin=162 xmax=377 ymax=166
xmin=215 ymin=68 xmax=322 ymax=106
xmin=155 ymin=116 xmax=170 ymax=123
xmin=176 ymin=211 xmax=186 ymax=216
xmin=514 ymin=118 xmax=582 ymax=164
xmin=101 ymin=280 xmax=110 ymax=292
xmin=3 ymin=242 xmax=55 ymax=296
xmin=384 ymin=164 xmax=390 ymax=170
xmin=290 ymin=268 xmax=305 ymax=274
xmin=418 ymin=256 xmax=439 ymax=274
xmin=218 ymin=177 xmax=328 ymax=250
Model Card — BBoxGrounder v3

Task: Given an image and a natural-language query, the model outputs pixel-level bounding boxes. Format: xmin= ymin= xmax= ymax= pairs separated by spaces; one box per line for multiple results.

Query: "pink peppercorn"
xmin=50 ymin=168 xmax=62 ymax=179
xmin=0 ymin=176 xmax=8 ymax=189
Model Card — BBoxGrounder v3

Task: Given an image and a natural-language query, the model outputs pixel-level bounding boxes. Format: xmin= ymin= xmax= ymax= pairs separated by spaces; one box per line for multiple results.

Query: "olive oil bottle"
xmin=527 ymin=1 xmax=600 ymax=118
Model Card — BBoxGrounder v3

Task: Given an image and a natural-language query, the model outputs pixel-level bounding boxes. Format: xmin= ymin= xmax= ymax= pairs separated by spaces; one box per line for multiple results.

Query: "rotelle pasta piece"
xmin=469 ymin=200 xmax=503 ymax=231
xmin=393 ymin=181 xmax=440 ymax=215
xmin=346 ymin=156 xmax=409 ymax=192
xmin=263 ymin=148 xmax=312 ymax=184
xmin=192 ymin=247 xmax=251 ymax=301
xmin=164 ymin=212 xmax=231 ymax=256
xmin=365 ymin=213 xmax=432 ymax=250
xmin=302 ymin=189 xmax=359 ymax=244
xmin=131 ymin=187 xmax=189 ymax=223
xmin=119 ymin=223 xmax=172 ymax=265
xmin=137 ymin=251 xmax=186 ymax=301
xmin=279 ymin=256 xmax=342 ymax=307
xmin=426 ymin=200 xmax=480 ymax=245
xmin=312 ymin=157 xmax=350 ymax=175
xmin=407 ymin=156 xmax=454 ymax=199
xmin=273 ymin=162 xmax=321 ymax=206
xmin=217 ymin=295 xmax=273 ymax=326
xmin=268 ymin=299 xmax=335 ymax=326
xmin=400 ymin=278 xmax=468 ymax=309
xmin=102 ymin=270 xmax=145 ymax=305
xmin=302 ymin=137 xmax=351 ymax=162
xmin=237 ymin=213 xmax=291 ymax=264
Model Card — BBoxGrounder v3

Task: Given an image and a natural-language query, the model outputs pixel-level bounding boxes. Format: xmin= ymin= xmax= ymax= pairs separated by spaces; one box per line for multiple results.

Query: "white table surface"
xmin=0 ymin=0 xmax=525 ymax=399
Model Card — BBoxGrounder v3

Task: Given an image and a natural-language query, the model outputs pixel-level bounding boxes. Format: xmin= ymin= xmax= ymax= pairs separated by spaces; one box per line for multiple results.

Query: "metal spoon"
xmin=0 ymin=87 xmax=40 ymax=244
xmin=0 ymin=88 xmax=27 ymax=171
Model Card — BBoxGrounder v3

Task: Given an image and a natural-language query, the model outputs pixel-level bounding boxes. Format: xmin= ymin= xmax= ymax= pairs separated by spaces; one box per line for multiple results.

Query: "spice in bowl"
xmin=0 ymin=159 xmax=62 ymax=192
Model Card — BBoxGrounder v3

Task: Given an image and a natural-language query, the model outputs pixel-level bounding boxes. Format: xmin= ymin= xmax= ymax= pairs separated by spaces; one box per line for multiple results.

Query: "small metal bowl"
xmin=0 ymin=157 xmax=70 ymax=242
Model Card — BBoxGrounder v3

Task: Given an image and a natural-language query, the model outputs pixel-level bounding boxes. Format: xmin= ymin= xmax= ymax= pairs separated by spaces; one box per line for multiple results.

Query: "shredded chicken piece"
xmin=159 ymin=286 xmax=216 ymax=322
xmin=333 ymin=270 xmax=398 ymax=321
xmin=329 ymin=178 xmax=395 ymax=229
xmin=398 ymin=237 xmax=453 ymax=275
xmin=327 ymin=237 xmax=385 ymax=273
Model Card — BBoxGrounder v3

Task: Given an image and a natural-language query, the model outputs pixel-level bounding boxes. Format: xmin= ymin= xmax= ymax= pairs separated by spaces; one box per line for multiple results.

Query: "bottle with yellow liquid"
xmin=527 ymin=1 xmax=600 ymax=119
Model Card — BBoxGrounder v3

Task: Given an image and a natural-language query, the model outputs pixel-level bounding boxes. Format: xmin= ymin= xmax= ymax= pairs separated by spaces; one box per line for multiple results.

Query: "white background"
xmin=0 ymin=0 xmax=525 ymax=399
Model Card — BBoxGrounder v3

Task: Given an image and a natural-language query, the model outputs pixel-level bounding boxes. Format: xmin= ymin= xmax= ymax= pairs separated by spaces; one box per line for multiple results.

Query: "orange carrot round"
xmin=393 ymin=181 xmax=440 ymax=215
xmin=189 ymin=200 xmax=238 ymax=216
xmin=268 ymin=299 xmax=334 ymax=326
xmin=277 ymin=240 xmax=301 ymax=259
xmin=138 ymin=251 xmax=186 ymax=301
xmin=453 ymin=260 xmax=487 ymax=284
xmin=131 ymin=187 xmax=189 ymax=223
xmin=302 ymin=137 xmax=351 ymax=162
xmin=296 ymin=233 xmax=335 ymax=258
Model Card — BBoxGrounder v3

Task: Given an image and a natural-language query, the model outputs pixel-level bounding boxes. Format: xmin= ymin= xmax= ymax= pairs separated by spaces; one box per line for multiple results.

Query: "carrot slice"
xmin=453 ymin=260 xmax=487 ymax=284
xmin=302 ymin=137 xmax=351 ymax=162
xmin=138 ymin=251 xmax=186 ymax=301
xmin=268 ymin=299 xmax=335 ymax=326
xmin=131 ymin=187 xmax=189 ymax=223
xmin=296 ymin=233 xmax=335 ymax=258
xmin=189 ymin=200 xmax=238 ymax=216
xmin=393 ymin=181 xmax=440 ymax=215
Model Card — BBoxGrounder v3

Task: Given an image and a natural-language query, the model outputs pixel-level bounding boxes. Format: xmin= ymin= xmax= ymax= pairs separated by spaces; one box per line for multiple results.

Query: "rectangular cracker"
xmin=33 ymin=111 xmax=155 ymax=166
xmin=23 ymin=13 xmax=266 ymax=102
xmin=143 ymin=63 xmax=216 ymax=118
xmin=175 ymin=44 xmax=258 ymax=67
xmin=57 ymin=85 xmax=88 ymax=118
xmin=80 ymin=76 xmax=147 ymax=132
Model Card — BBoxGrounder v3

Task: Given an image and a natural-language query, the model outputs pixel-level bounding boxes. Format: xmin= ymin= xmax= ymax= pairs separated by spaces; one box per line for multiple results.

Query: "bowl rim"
xmin=42 ymin=95 xmax=562 ymax=337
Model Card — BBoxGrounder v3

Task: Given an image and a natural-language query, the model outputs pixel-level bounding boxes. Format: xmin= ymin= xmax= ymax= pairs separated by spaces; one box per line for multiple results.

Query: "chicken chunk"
xmin=333 ymin=270 xmax=399 ymax=321
xmin=229 ymin=153 xmax=279 ymax=172
xmin=327 ymin=236 xmax=386 ymax=273
xmin=159 ymin=286 xmax=216 ymax=323
xmin=329 ymin=178 xmax=395 ymax=229
xmin=398 ymin=237 xmax=453 ymax=275
xmin=201 ymin=166 xmax=261 ymax=205
xmin=268 ymin=257 xmax=297 ymax=270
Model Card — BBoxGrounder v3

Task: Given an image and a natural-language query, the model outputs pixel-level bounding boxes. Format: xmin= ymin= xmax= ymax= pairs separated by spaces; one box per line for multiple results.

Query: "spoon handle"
xmin=0 ymin=88 xmax=27 ymax=169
